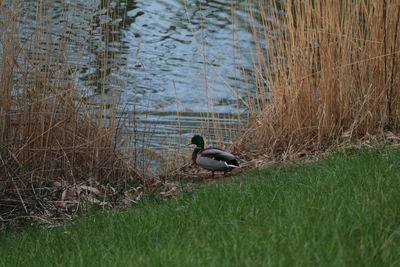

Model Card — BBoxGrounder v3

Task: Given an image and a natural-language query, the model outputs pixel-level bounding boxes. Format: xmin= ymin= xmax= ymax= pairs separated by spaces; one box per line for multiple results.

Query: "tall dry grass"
xmin=0 ymin=1 xmax=150 ymax=221
xmin=243 ymin=0 xmax=400 ymax=156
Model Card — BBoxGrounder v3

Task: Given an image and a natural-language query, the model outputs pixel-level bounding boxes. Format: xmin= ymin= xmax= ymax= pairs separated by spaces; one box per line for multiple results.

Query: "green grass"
xmin=1 ymin=148 xmax=400 ymax=266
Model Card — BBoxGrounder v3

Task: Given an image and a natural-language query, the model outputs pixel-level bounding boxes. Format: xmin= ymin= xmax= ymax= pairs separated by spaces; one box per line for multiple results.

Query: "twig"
xmin=14 ymin=215 xmax=52 ymax=224
xmin=30 ymin=172 xmax=47 ymax=212
xmin=0 ymin=153 xmax=28 ymax=214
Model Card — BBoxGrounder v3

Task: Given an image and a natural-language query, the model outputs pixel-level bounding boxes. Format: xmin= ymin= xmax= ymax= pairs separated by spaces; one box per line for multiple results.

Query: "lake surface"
xmin=4 ymin=0 xmax=262 ymax=150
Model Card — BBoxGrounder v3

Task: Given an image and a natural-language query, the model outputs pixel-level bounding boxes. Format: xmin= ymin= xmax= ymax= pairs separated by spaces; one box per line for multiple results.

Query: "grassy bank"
xmin=1 ymin=147 xmax=399 ymax=266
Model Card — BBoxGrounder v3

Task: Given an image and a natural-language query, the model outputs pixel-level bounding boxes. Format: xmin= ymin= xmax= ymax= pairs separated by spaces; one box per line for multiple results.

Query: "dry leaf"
xmin=80 ymin=185 xmax=101 ymax=196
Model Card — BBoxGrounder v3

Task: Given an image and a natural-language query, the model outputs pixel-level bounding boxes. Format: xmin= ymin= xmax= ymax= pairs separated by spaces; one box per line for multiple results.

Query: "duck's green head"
xmin=190 ymin=135 xmax=204 ymax=149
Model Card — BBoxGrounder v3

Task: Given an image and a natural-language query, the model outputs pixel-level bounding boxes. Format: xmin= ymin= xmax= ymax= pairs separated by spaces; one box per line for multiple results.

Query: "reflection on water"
xmin=122 ymin=0 xmax=259 ymax=148
xmin=2 ymin=0 xmax=262 ymax=149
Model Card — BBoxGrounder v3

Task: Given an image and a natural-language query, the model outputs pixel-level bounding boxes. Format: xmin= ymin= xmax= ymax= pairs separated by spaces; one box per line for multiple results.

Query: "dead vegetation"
xmin=0 ymin=0 xmax=155 ymax=225
xmin=240 ymin=0 xmax=400 ymax=157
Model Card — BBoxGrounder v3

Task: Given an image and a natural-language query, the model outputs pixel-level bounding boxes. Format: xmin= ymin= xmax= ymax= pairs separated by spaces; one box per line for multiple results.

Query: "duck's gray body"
xmin=192 ymin=147 xmax=240 ymax=171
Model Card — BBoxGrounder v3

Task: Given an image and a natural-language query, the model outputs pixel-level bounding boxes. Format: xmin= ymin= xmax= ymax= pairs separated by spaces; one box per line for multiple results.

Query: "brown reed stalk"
xmin=243 ymin=0 xmax=400 ymax=156
xmin=0 ymin=0 xmax=151 ymax=220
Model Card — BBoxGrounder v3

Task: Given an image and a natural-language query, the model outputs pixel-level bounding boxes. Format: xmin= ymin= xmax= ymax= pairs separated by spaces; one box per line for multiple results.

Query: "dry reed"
xmin=242 ymin=0 xmax=400 ymax=156
xmin=0 ymin=1 xmax=152 ymax=222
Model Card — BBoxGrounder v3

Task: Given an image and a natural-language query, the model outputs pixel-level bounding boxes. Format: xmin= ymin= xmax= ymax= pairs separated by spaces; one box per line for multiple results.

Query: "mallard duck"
xmin=189 ymin=135 xmax=240 ymax=180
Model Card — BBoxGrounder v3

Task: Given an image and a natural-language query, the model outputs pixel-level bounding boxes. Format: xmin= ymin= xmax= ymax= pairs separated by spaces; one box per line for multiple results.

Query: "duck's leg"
xmin=211 ymin=171 xmax=215 ymax=180
xmin=206 ymin=171 xmax=215 ymax=182
xmin=222 ymin=171 xmax=227 ymax=178
xmin=207 ymin=171 xmax=215 ymax=181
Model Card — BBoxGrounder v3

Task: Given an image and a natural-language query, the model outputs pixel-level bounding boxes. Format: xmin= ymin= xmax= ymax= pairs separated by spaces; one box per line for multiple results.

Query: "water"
xmin=116 ymin=0 xmax=257 ymax=148
xmin=2 ymin=0 xmax=261 ymax=150
xmin=124 ymin=1 xmax=252 ymax=109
